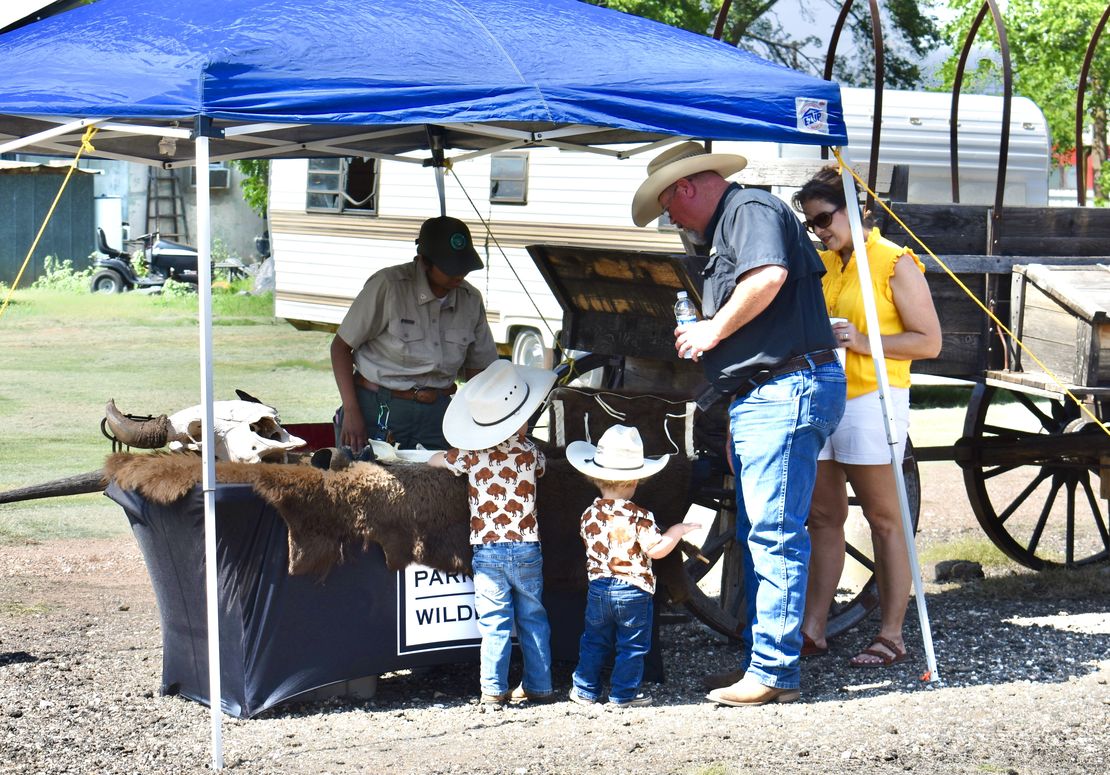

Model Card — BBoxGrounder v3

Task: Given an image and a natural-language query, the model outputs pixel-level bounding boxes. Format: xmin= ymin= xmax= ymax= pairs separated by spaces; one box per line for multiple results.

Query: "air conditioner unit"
xmin=190 ymin=163 xmax=231 ymax=189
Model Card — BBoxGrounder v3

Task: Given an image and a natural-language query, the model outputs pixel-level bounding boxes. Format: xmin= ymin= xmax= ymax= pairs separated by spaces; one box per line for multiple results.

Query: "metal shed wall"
xmin=0 ymin=166 xmax=94 ymax=285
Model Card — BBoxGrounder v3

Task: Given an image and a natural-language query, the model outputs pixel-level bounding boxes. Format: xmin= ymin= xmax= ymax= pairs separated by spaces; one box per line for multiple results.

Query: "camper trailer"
xmin=270 ymin=87 xmax=1051 ymax=369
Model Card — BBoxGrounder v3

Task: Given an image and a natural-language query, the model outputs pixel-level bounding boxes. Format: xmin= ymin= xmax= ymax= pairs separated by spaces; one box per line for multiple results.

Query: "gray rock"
xmin=935 ymin=559 xmax=986 ymax=581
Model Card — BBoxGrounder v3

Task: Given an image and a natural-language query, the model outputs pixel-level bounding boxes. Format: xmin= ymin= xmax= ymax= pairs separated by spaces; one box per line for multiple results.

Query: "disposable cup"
xmin=829 ymin=317 xmax=848 ymax=365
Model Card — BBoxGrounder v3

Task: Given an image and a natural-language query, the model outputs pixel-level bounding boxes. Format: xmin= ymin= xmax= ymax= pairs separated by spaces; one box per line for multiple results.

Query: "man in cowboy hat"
xmin=632 ymin=142 xmax=846 ymax=706
xmin=330 ymin=215 xmax=498 ymax=451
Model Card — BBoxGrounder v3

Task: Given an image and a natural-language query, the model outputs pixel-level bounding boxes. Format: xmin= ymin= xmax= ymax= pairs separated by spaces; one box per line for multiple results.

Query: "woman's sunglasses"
xmin=803 ymin=206 xmax=843 ymax=232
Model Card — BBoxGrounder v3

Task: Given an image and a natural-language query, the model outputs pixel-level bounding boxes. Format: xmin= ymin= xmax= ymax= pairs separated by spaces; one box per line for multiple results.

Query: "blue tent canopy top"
xmin=0 ymin=0 xmax=845 ymax=166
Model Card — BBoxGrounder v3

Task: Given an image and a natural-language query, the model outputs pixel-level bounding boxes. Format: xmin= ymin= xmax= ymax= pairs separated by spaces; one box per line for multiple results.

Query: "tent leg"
xmin=195 ymin=136 xmax=225 ymax=768
xmin=835 ymin=149 xmax=940 ymax=683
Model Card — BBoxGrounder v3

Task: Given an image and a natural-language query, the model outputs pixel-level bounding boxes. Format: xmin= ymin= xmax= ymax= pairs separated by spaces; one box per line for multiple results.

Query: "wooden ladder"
xmin=145 ymin=167 xmax=188 ymax=241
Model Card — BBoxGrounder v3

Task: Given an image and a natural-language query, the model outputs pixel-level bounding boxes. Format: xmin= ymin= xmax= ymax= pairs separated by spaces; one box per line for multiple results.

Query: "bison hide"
xmin=103 ymin=450 xmax=693 ymax=602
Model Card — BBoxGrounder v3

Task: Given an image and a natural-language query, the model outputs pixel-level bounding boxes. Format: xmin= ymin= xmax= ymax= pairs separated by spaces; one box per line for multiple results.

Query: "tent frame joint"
xmin=192 ymin=116 xmax=224 ymax=140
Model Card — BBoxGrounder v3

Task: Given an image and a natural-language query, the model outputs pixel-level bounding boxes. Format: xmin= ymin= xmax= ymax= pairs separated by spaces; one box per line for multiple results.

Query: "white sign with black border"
xmin=396 ymin=564 xmax=483 ymax=654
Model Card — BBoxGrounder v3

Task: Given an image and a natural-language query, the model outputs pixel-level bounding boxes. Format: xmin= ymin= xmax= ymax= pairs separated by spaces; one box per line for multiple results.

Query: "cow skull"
xmin=105 ymin=399 xmax=306 ymax=463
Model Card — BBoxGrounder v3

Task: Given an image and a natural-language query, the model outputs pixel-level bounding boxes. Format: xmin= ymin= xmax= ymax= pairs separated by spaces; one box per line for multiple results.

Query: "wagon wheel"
xmin=960 ymin=382 xmax=1110 ymax=569
xmin=682 ymin=442 xmax=921 ymax=641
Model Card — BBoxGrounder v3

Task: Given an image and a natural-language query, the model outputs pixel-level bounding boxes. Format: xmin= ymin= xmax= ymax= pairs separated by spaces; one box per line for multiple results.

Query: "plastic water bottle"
xmin=674 ymin=291 xmax=699 ymax=359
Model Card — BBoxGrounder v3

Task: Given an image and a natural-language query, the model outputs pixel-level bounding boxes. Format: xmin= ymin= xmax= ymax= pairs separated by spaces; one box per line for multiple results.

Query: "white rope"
xmin=551 ymin=386 xmax=691 ymax=457
xmin=551 ymin=400 xmax=566 ymax=448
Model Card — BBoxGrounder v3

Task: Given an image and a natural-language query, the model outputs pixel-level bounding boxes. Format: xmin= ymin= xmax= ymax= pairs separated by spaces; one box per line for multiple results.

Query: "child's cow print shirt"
xmin=444 ymin=436 xmax=546 ymax=545
xmin=579 ymin=497 xmax=663 ymax=594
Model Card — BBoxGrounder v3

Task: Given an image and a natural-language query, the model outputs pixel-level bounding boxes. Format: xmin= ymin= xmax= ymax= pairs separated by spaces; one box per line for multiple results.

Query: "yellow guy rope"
xmin=831 ymin=147 xmax=1110 ymax=438
xmin=0 ymin=125 xmax=100 ymax=321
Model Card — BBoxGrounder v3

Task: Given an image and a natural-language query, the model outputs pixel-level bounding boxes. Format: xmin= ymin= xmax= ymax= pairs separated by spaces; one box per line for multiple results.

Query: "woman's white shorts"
xmin=818 ymin=387 xmax=910 ymax=465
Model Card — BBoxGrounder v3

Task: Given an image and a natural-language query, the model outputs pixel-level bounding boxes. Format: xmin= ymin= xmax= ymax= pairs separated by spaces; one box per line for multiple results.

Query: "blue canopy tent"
xmin=0 ymin=0 xmax=844 ymax=157
xmin=1 ymin=0 xmax=934 ymax=768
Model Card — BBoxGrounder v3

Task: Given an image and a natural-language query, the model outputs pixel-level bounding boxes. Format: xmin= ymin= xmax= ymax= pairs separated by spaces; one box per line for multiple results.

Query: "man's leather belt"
xmin=354 ymin=373 xmax=457 ymax=404
xmin=734 ymin=349 xmax=840 ymax=399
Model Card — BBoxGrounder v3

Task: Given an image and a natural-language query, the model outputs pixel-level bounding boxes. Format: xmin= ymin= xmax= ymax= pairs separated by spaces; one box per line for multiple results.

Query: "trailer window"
xmin=490 ymin=152 xmax=528 ymax=204
xmin=306 ymin=158 xmax=379 ymax=214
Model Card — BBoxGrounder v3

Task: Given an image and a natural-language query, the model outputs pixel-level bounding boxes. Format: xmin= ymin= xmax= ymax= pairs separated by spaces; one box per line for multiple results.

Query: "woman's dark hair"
xmin=791 ymin=164 xmax=872 ymax=227
xmin=791 ymin=165 xmax=848 ymax=212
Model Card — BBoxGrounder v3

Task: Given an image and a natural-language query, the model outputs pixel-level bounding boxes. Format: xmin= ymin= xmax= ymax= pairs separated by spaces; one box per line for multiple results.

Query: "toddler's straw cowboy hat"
xmin=442 ymin=360 xmax=556 ymax=450
xmin=631 ymin=141 xmax=747 ymax=227
xmin=566 ymin=425 xmax=669 ymax=481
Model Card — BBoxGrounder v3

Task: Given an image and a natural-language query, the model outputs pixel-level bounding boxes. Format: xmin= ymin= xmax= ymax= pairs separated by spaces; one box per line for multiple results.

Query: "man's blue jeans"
xmin=471 ymin=542 xmax=553 ymax=698
xmin=572 ymin=577 xmax=653 ymax=704
xmin=728 ymin=359 xmax=845 ymax=689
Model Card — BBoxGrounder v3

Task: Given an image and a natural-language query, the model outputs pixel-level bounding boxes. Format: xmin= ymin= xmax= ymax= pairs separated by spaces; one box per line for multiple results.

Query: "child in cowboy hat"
xmin=428 ymin=359 xmax=557 ymax=705
xmin=565 ymin=425 xmax=700 ymax=708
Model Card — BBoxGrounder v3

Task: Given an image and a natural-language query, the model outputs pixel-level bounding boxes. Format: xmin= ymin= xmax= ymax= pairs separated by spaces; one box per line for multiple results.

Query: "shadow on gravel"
xmin=802 ymin=564 xmax=1110 ymax=702
xmin=0 ymin=651 xmax=39 ymax=667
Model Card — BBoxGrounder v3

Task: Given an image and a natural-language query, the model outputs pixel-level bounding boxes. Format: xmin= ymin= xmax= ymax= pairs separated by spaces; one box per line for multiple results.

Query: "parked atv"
xmin=89 ymin=228 xmax=200 ymax=293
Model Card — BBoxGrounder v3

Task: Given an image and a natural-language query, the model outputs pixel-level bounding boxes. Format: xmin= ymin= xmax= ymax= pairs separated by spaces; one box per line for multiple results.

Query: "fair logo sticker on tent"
xmin=396 ymin=564 xmax=483 ymax=654
xmin=796 ymin=97 xmax=829 ymax=134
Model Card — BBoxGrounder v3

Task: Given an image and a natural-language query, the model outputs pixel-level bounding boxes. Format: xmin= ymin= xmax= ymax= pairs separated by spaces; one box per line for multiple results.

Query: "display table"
xmin=108 ymin=481 xmax=614 ymax=718
xmin=104 ymin=421 xmax=690 ymax=718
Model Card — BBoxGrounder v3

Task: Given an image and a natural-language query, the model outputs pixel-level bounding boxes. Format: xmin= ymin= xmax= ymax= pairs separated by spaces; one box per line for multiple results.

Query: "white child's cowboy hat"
xmin=442 ymin=359 xmax=556 ymax=450
xmin=631 ymin=141 xmax=747 ymax=227
xmin=566 ymin=425 xmax=669 ymax=482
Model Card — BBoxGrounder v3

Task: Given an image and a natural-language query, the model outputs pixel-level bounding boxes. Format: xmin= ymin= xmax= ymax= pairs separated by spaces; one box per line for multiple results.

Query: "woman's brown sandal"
xmin=848 ymin=635 xmax=908 ymax=667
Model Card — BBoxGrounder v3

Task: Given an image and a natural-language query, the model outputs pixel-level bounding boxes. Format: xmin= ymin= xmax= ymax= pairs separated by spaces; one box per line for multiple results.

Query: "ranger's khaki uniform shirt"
xmin=337 ymin=260 xmax=498 ymax=390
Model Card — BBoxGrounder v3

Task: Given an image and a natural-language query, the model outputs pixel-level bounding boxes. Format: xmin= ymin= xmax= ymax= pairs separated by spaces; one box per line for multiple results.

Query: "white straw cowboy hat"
xmin=566 ymin=425 xmax=669 ymax=482
xmin=631 ymin=141 xmax=747 ymax=227
xmin=442 ymin=360 xmax=556 ymax=450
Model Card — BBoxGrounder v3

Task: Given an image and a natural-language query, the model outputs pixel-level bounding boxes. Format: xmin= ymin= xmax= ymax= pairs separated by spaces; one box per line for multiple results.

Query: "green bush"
xmin=30 ymin=255 xmax=91 ymax=293
xmin=130 ymin=247 xmax=149 ymax=278
xmin=159 ymin=277 xmax=196 ymax=299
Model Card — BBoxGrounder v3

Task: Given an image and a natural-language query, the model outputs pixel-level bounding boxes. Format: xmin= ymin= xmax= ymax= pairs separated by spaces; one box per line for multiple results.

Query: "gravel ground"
xmin=2 ymin=466 xmax=1110 ymax=774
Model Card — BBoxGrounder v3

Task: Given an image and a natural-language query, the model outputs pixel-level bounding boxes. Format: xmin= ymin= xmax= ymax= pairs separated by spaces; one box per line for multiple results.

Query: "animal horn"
xmin=0 ymin=470 xmax=106 ymax=504
xmin=104 ymin=399 xmax=172 ymax=449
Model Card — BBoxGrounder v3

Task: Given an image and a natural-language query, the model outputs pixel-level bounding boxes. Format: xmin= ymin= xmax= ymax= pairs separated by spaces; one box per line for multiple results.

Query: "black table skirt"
xmin=108 ymin=481 xmax=658 ymax=718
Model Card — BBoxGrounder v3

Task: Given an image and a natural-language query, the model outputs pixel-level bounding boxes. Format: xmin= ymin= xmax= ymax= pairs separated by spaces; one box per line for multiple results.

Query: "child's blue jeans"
xmin=572 ymin=577 xmax=652 ymax=704
xmin=471 ymin=542 xmax=553 ymax=698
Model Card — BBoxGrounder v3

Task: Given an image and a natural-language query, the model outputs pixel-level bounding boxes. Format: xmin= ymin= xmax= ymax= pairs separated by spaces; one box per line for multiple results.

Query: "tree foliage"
xmin=939 ymin=0 xmax=1110 ymax=203
xmin=582 ymin=0 xmax=942 ymax=89
xmin=231 ymin=160 xmax=270 ymax=218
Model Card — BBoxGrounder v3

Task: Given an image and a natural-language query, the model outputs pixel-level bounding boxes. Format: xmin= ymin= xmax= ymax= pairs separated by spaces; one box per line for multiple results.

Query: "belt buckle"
xmin=413 ymin=387 xmax=437 ymax=404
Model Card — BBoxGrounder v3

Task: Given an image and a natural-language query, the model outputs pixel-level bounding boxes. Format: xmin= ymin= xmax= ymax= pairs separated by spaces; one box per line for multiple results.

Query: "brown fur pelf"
xmin=104 ymin=452 xmax=471 ymax=578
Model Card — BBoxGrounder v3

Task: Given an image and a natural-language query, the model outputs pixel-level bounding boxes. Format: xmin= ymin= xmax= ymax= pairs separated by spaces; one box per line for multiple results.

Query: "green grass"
xmin=0 ymin=600 xmax=52 ymax=616
xmin=0 ymin=287 xmax=336 ymax=544
xmin=918 ymin=537 xmax=1012 ymax=569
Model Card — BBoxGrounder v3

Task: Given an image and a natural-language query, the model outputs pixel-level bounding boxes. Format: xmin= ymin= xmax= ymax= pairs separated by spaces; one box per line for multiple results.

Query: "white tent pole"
xmin=0 ymin=117 xmax=104 ymax=154
xmin=836 ymin=150 xmax=940 ymax=683
xmin=195 ymin=137 xmax=225 ymax=767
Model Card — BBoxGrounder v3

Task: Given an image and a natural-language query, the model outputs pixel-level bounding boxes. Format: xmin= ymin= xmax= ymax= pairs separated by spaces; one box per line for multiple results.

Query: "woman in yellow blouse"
xmin=792 ymin=167 xmax=941 ymax=667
